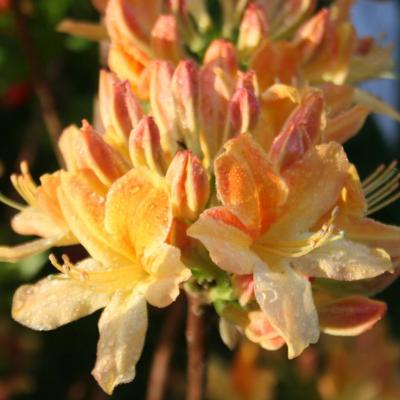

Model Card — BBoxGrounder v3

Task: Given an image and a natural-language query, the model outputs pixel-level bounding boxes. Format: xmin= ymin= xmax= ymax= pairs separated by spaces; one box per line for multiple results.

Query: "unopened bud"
xmin=171 ymin=60 xmax=202 ymax=156
xmin=294 ymin=8 xmax=329 ymax=63
xmin=269 ymin=91 xmax=325 ymax=170
xmin=151 ymin=15 xmax=183 ymax=64
xmin=237 ymin=3 xmax=268 ymax=62
xmin=166 ymin=150 xmax=210 ymax=221
xmin=318 ymin=296 xmax=387 ymax=336
xmin=99 ymin=70 xmax=143 ymax=143
xmin=129 ymin=116 xmax=166 ymax=174
xmin=226 ymin=87 xmax=260 ymax=137
xmin=236 ymin=70 xmax=259 ymax=96
xmin=198 ymin=63 xmax=233 ymax=165
xmin=65 ymin=120 xmax=130 ymax=186
xmin=203 ymin=39 xmax=238 ymax=76
xmin=149 ymin=60 xmax=180 ymax=162
xmin=245 ymin=311 xmax=285 ymax=351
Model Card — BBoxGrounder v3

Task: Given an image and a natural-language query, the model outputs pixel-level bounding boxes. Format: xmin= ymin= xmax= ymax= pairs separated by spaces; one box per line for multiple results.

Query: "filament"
xmin=362 ymin=162 xmax=400 ymax=215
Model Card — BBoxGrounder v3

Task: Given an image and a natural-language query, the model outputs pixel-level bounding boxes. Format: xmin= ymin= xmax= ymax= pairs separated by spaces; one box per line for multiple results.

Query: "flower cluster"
xmin=2 ymin=0 xmax=400 ymax=394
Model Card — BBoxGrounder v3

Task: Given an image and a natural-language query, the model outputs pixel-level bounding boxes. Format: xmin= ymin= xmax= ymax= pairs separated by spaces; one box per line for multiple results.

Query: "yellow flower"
xmin=12 ymin=167 xmax=191 ymax=394
xmin=0 ymin=163 xmax=77 ymax=262
xmin=188 ymin=134 xmax=393 ymax=358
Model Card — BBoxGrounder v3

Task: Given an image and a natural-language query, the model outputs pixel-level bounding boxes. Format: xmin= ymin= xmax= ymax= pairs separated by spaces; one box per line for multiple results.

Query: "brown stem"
xmin=146 ymin=298 xmax=184 ymax=400
xmin=10 ymin=0 xmax=65 ymax=167
xmin=185 ymin=294 xmax=206 ymax=400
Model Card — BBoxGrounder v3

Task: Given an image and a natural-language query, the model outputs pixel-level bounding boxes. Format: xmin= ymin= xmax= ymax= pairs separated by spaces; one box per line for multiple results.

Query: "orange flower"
xmin=188 ymin=134 xmax=393 ymax=358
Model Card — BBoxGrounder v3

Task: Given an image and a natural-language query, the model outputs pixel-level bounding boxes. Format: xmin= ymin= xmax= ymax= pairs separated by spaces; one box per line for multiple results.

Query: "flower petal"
xmin=254 ymin=260 xmax=319 ymax=359
xmin=143 ymin=243 xmax=191 ymax=307
xmin=58 ymin=170 xmax=133 ymax=266
xmin=0 ymin=238 xmax=56 ymax=262
xmin=293 ymin=238 xmax=392 ymax=281
xmin=92 ymin=291 xmax=147 ymax=395
xmin=339 ymin=216 xmax=400 ymax=258
xmin=215 ymin=134 xmax=288 ymax=235
xmin=268 ymin=142 xmax=349 ymax=237
xmin=188 ymin=208 xmax=261 ymax=275
xmin=12 ymin=273 xmax=110 ymax=330
xmin=104 ymin=167 xmax=170 ymax=257
xmin=11 ymin=207 xmax=68 ymax=239
xmin=318 ymin=296 xmax=387 ymax=336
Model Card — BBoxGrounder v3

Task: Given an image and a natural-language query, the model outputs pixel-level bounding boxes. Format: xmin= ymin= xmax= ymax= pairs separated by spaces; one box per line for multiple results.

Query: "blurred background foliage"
xmin=0 ymin=0 xmax=399 ymax=399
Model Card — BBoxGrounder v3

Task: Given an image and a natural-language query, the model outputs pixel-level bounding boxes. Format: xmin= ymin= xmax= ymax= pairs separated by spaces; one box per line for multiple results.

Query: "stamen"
xmin=255 ymin=208 xmax=342 ymax=258
xmin=362 ymin=161 xmax=397 ymax=195
xmin=0 ymin=192 xmax=26 ymax=211
xmin=10 ymin=162 xmax=38 ymax=206
xmin=362 ymin=162 xmax=400 ymax=215
xmin=49 ymin=253 xmax=144 ymax=292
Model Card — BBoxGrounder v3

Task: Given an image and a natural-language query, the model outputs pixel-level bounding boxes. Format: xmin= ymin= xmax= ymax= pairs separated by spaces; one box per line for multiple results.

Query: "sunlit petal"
xmin=143 ymin=243 xmax=191 ymax=307
xmin=12 ymin=273 xmax=110 ymax=330
xmin=92 ymin=291 xmax=147 ymax=395
xmin=215 ymin=134 xmax=288 ymax=235
xmin=267 ymin=142 xmax=349 ymax=237
xmin=293 ymin=238 xmax=392 ymax=281
xmin=104 ymin=167 xmax=170 ymax=257
xmin=188 ymin=208 xmax=261 ymax=275
xmin=254 ymin=260 xmax=319 ymax=359
xmin=58 ymin=170 xmax=133 ymax=266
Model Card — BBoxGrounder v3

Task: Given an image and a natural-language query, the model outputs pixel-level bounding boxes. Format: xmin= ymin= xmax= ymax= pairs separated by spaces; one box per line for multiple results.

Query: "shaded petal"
xmin=254 ymin=260 xmax=319 ymax=359
xmin=314 ymin=269 xmax=400 ymax=297
xmin=0 ymin=238 xmax=56 ymax=263
xmin=215 ymin=134 xmax=288 ymax=235
xmin=293 ymin=238 xmax=392 ymax=281
xmin=143 ymin=243 xmax=191 ymax=308
xmin=188 ymin=208 xmax=262 ymax=275
xmin=267 ymin=142 xmax=349 ymax=237
xmin=339 ymin=216 xmax=400 ymax=258
xmin=11 ymin=207 xmax=68 ymax=239
xmin=104 ymin=167 xmax=170 ymax=257
xmin=12 ymin=273 xmax=110 ymax=330
xmin=92 ymin=291 xmax=147 ymax=395
xmin=325 ymin=105 xmax=369 ymax=144
xmin=58 ymin=170 xmax=133 ymax=266
xmin=318 ymin=296 xmax=387 ymax=336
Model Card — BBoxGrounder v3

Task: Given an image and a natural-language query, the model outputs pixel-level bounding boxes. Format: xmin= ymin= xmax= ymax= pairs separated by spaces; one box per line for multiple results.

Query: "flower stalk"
xmin=185 ymin=293 xmax=206 ymax=400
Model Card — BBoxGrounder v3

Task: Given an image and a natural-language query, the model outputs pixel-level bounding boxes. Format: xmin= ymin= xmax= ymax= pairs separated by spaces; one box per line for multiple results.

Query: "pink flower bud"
xmin=129 ymin=116 xmax=166 ymax=174
xmin=238 ymin=3 xmax=268 ymax=62
xmin=318 ymin=296 xmax=387 ymax=336
xmin=203 ymin=39 xmax=238 ymax=76
xmin=151 ymin=15 xmax=183 ymax=64
xmin=226 ymin=87 xmax=260 ymax=137
xmin=171 ymin=60 xmax=202 ymax=156
xmin=149 ymin=61 xmax=180 ymax=161
xmin=245 ymin=311 xmax=285 ymax=351
xmin=269 ymin=91 xmax=325 ymax=170
xmin=60 ymin=120 xmax=130 ymax=186
xmin=166 ymin=150 xmax=210 ymax=221
xmin=198 ymin=62 xmax=234 ymax=164
xmin=294 ymin=8 xmax=329 ymax=63
xmin=232 ymin=274 xmax=255 ymax=306
xmin=99 ymin=70 xmax=143 ymax=142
